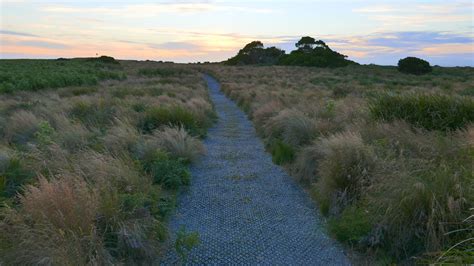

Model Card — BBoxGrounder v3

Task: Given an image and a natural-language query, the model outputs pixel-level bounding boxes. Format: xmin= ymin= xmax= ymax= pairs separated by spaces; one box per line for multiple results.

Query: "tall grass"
xmin=0 ymin=61 xmax=212 ymax=264
xmin=154 ymin=126 xmax=205 ymax=163
xmin=207 ymin=64 xmax=474 ymax=263
xmin=370 ymin=93 xmax=474 ymax=131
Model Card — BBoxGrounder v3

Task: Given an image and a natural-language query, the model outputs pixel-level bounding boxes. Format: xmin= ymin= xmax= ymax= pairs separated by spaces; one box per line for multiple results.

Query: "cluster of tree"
xmin=225 ymin=36 xmax=356 ymax=67
xmin=225 ymin=41 xmax=285 ymax=65
xmin=397 ymin=56 xmax=432 ymax=75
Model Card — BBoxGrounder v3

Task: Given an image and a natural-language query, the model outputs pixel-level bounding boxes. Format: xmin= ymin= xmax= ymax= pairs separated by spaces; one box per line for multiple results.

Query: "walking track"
xmin=162 ymin=75 xmax=350 ymax=265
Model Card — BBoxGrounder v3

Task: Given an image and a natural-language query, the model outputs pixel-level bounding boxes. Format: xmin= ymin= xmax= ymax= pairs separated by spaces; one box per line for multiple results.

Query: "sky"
xmin=0 ymin=0 xmax=473 ymax=66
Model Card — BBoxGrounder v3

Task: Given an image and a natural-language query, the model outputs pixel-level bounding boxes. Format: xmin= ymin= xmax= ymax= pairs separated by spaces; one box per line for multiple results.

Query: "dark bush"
xmin=0 ymin=158 xmax=34 ymax=198
xmin=370 ymin=93 xmax=474 ymax=131
xmin=225 ymin=41 xmax=285 ymax=65
xmin=270 ymin=140 xmax=295 ymax=165
xmin=328 ymin=205 xmax=371 ymax=244
xmin=398 ymin=57 xmax=432 ymax=75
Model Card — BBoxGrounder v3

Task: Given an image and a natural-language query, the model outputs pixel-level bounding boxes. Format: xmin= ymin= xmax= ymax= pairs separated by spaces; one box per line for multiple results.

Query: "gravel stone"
xmin=161 ymin=75 xmax=350 ymax=265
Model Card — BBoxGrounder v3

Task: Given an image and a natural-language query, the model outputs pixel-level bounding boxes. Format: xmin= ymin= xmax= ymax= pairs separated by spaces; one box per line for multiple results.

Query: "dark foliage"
xmin=279 ymin=38 xmax=355 ymax=67
xmin=398 ymin=57 xmax=432 ymax=75
xmin=225 ymin=41 xmax=285 ymax=65
xmin=225 ymin=37 xmax=356 ymax=67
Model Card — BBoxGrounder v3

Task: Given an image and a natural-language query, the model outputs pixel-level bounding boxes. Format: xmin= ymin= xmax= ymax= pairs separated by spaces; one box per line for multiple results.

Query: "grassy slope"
xmin=0 ymin=59 xmax=214 ymax=264
xmin=204 ymin=64 xmax=474 ymax=264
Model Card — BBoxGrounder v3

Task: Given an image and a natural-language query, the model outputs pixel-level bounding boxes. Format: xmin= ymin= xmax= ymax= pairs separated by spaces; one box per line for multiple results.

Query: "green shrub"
xmin=148 ymin=159 xmax=190 ymax=190
xmin=398 ymin=57 xmax=432 ymax=75
xmin=369 ymin=93 xmax=474 ymax=131
xmin=328 ymin=205 xmax=371 ymax=244
xmin=35 ymin=121 xmax=56 ymax=145
xmin=119 ymin=188 xmax=161 ymax=218
xmin=140 ymin=106 xmax=205 ymax=136
xmin=1 ymin=157 xmax=34 ymax=198
xmin=175 ymin=226 xmax=200 ymax=263
xmin=270 ymin=140 xmax=295 ymax=165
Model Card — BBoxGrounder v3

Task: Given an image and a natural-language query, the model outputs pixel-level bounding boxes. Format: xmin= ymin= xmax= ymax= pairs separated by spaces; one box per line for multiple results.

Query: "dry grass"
xmin=205 ymin=64 xmax=474 ymax=263
xmin=5 ymin=110 xmax=41 ymax=144
xmin=154 ymin=126 xmax=205 ymax=162
xmin=0 ymin=60 xmax=212 ymax=264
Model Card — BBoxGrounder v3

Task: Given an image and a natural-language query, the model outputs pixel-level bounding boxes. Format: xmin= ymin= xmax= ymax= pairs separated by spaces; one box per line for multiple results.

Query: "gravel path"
xmin=162 ymin=75 xmax=350 ymax=265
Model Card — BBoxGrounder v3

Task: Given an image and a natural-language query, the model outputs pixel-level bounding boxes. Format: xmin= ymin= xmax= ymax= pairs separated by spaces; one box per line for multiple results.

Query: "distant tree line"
xmin=224 ymin=36 xmax=357 ymax=67
xmin=225 ymin=36 xmax=435 ymax=74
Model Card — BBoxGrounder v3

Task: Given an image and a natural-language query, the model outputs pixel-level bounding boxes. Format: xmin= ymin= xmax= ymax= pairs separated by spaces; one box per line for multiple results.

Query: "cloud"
xmin=41 ymin=2 xmax=273 ymax=17
xmin=354 ymin=1 xmax=472 ymax=30
xmin=17 ymin=40 xmax=69 ymax=49
xmin=0 ymin=29 xmax=38 ymax=37
xmin=367 ymin=31 xmax=474 ymax=48
xmin=149 ymin=41 xmax=202 ymax=51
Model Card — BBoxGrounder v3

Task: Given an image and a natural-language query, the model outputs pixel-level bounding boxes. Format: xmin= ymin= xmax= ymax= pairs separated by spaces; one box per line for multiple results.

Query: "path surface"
xmin=162 ymin=75 xmax=349 ymax=265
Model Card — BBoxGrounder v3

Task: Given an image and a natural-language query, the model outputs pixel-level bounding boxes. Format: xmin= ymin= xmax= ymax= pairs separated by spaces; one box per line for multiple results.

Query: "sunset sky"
xmin=1 ymin=0 xmax=473 ymax=66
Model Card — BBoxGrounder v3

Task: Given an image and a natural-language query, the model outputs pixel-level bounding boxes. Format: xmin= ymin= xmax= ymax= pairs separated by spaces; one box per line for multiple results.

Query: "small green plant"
xmin=175 ymin=226 xmax=200 ymax=263
xmin=270 ymin=140 xmax=295 ymax=165
xmin=35 ymin=121 xmax=56 ymax=145
xmin=328 ymin=205 xmax=371 ymax=244
xmin=148 ymin=159 xmax=190 ymax=189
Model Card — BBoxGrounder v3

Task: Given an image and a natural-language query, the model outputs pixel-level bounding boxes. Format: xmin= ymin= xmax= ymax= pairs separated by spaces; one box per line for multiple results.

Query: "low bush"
xmin=69 ymin=100 xmax=116 ymax=129
xmin=292 ymin=143 xmax=323 ymax=184
xmin=140 ymin=106 xmax=206 ymax=136
xmin=314 ymin=131 xmax=375 ymax=215
xmin=5 ymin=110 xmax=41 ymax=144
xmin=154 ymin=126 xmax=205 ymax=163
xmin=369 ymin=93 xmax=474 ymax=131
xmin=328 ymin=205 xmax=371 ymax=244
xmin=398 ymin=57 xmax=432 ymax=75
xmin=20 ymin=176 xmax=99 ymax=235
xmin=270 ymin=139 xmax=295 ymax=165
xmin=148 ymin=158 xmax=190 ymax=190
xmin=0 ymin=156 xmax=34 ymax=198
xmin=264 ymin=109 xmax=317 ymax=147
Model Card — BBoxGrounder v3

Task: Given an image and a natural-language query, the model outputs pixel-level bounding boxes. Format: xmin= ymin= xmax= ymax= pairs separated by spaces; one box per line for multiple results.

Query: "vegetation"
xmin=204 ymin=64 xmax=474 ymax=264
xmin=398 ymin=56 xmax=433 ymax=75
xmin=0 ymin=60 xmax=214 ymax=264
xmin=0 ymin=57 xmax=126 ymax=93
xmin=225 ymin=36 xmax=356 ymax=67
xmin=370 ymin=93 xmax=474 ymax=131
xmin=225 ymin=41 xmax=285 ymax=65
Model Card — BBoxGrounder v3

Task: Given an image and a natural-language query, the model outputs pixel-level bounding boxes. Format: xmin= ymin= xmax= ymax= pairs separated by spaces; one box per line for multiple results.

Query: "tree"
xmin=398 ymin=57 xmax=432 ymax=75
xmin=225 ymin=41 xmax=284 ymax=65
xmin=296 ymin=36 xmax=317 ymax=52
xmin=240 ymin=41 xmax=264 ymax=55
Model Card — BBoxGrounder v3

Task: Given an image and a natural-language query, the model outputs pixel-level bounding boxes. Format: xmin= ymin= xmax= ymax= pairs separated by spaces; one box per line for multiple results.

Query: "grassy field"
xmin=204 ymin=64 xmax=474 ymax=263
xmin=0 ymin=59 xmax=215 ymax=264
xmin=0 ymin=58 xmax=472 ymax=264
xmin=0 ymin=57 xmax=126 ymax=93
